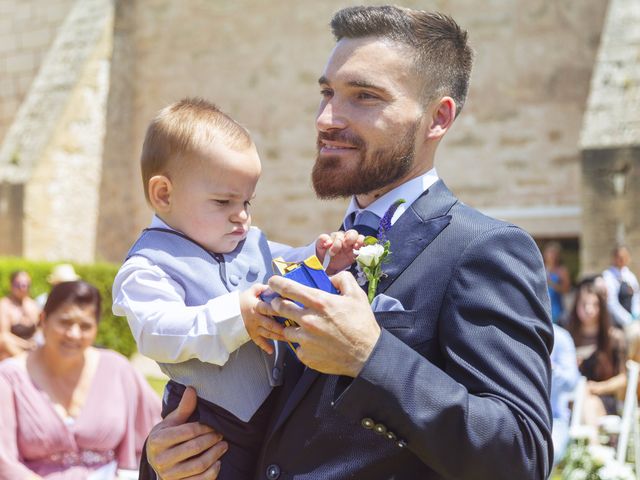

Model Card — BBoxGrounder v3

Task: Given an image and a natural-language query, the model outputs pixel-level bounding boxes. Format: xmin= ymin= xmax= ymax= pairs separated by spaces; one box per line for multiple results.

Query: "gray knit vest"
xmin=127 ymin=226 xmax=282 ymax=421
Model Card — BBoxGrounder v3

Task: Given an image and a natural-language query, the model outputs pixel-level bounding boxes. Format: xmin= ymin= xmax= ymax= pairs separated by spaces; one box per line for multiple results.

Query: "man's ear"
xmin=148 ymin=175 xmax=173 ymax=213
xmin=425 ymin=96 xmax=456 ymax=140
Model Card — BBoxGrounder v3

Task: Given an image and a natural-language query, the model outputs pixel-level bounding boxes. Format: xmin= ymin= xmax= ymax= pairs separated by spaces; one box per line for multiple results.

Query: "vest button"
xmin=272 ymin=367 xmax=281 ymax=382
xmin=249 ymin=264 xmax=260 ymax=275
xmin=229 ymin=274 xmax=240 ymax=286
xmin=266 ymin=464 xmax=281 ymax=479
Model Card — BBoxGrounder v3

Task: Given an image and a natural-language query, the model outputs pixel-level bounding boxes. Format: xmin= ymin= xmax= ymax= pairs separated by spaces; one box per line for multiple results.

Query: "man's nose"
xmin=316 ymin=100 xmax=347 ymax=132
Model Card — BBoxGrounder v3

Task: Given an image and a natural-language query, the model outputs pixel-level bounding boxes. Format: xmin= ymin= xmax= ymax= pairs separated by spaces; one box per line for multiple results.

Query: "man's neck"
xmin=355 ymin=165 xmax=433 ymax=208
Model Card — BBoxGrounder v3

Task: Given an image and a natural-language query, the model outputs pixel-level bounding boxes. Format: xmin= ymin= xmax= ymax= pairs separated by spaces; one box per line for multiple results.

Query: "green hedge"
xmin=0 ymin=257 xmax=137 ymax=357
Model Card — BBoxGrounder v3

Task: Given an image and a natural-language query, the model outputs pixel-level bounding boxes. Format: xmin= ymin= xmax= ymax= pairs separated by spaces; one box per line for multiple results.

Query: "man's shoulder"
xmin=448 ymin=200 xmax=529 ymax=243
xmin=422 ymin=180 xmax=517 ymax=236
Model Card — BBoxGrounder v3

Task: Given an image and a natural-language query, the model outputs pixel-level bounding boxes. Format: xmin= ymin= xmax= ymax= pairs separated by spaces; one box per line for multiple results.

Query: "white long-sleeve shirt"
xmin=112 ymin=216 xmax=313 ymax=365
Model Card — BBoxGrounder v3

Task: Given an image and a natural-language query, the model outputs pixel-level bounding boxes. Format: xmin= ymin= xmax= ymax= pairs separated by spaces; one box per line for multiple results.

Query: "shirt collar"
xmin=343 ymin=168 xmax=439 ymax=227
xmin=150 ymin=215 xmax=173 ymax=230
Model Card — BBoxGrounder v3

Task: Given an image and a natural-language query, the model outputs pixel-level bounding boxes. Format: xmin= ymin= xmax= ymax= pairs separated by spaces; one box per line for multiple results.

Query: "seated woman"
xmin=0 ymin=270 xmax=41 ymax=360
xmin=566 ymin=279 xmax=627 ymax=430
xmin=0 ymin=280 xmax=161 ymax=479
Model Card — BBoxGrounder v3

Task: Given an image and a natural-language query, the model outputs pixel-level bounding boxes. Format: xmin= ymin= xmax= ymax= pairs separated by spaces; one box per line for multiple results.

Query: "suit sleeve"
xmin=333 ymin=226 xmax=554 ymax=480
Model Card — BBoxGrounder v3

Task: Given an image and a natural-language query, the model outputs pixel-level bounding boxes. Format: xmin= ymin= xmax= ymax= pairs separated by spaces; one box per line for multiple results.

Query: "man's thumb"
xmin=163 ymin=386 xmax=197 ymax=427
xmin=330 ymin=270 xmax=355 ymax=293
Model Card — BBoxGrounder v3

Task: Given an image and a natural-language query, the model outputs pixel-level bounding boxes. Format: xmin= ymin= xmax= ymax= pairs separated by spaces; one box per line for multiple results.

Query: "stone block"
xmin=0 ymin=76 xmax=16 ymax=97
xmin=19 ymin=28 xmax=52 ymax=50
xmin=0 ymin=182 xmax=23 ymax=256
xmin=15 ymin=73 xmax=34 ymax=96
xmin=0 ymin=1 xmax=14 ymax=16
xmin=4 ymin=52 xmax=35 ymax=74
xmin=0 ymin=34 xmax=17 ymax=54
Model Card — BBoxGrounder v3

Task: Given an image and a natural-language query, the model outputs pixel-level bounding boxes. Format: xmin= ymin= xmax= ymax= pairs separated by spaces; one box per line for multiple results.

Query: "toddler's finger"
xmin=317 ymin=233 xmax=333 ymax=250
xmin=328 ymin=237 xmax=344 ymax=256
xmin=253 ymin=335 xmax=275 ymax=354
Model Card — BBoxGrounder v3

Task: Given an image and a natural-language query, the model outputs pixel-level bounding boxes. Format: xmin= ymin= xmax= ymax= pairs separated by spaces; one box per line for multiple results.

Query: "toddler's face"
xmin=165 ymin=142 xmax=261 ymax=253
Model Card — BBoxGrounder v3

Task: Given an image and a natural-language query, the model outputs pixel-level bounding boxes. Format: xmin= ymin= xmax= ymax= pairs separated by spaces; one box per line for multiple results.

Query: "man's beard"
xmin=312 ymin=122 xmax=418 ymax=199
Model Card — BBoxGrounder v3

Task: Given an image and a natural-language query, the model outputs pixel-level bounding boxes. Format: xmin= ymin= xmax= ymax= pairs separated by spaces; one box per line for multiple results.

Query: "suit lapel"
xmin=378 ymin=180 xmax=456 ymax=293
xmin=269 ymin=367 xmax=319 ymax=436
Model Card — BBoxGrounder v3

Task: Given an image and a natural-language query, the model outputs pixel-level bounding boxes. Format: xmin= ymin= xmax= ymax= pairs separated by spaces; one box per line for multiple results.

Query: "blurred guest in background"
xmin=602 ymin=245 xmax=639 ymax=328
xmin=550 ymin=323 xmax=580 ymax=465
xmin=35 ymin=263 xmax=81 ymax=309
xmin=543 ymin=242 xmax=571 ymax=324
xmin=0 ymin=280 xmax=160 ymax=479
xmin=566 ymin=279 xmax=627 ymax=429
xmin=0 ymin=270 xmax=40 ymax=360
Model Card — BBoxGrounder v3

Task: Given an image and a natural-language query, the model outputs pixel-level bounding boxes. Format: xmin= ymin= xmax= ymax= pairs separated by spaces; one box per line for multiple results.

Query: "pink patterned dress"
xmin=0 ymin=349 xmax=161 ymax=479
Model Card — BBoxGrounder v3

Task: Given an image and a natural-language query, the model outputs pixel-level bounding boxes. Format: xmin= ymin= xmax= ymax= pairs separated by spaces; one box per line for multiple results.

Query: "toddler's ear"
xmin=148 ymin=175 xmax=173 ymax=212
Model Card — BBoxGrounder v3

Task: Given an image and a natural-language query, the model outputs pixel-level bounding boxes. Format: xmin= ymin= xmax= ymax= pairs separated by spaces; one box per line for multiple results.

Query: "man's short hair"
xmin=330 ymin=6 xmax=474 ymax=115
xmin=140 ymin=98 xmax=252 ymax=202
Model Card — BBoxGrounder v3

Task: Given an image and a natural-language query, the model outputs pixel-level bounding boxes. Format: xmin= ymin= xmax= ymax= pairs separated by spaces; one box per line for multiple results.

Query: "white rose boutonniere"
xmin=354 ymin=239 xmax=390 ymax=303
xmin=353 ymin=199 xmax=405 ymax=303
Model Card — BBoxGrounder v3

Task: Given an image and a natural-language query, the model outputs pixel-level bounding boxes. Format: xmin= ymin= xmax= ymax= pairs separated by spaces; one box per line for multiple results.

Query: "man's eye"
xmin=357 ymin=92 xmax=378 ymax=100
xmin=320 ymin=88 xmax=333 ymax=98
xmin=214 ymin=200 xmax=229 ymax=205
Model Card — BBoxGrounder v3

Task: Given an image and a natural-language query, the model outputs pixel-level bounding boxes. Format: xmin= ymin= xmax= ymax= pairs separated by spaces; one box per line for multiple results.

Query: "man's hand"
xmin=146 ymin=387 xmax=227 ymax=480
xmin=262 ymin=271 xmax=381 ymax=377
xmin=316 ymin=230 xmax=364 ymax=275
xmin=239 ymin=284 xmax=286 ymax=355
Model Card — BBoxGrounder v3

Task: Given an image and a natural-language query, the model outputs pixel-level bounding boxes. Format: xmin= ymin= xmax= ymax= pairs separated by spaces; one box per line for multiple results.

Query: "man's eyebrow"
xmin=347 ymin=79 xmax=386 ymax=91
xmin=318 ymin=76 xmax=388 ymax=94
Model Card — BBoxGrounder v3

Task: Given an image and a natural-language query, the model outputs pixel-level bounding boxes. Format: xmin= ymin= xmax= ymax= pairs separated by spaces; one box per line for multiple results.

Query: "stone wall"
xmin=580 ymin=0 xmax=640 ymax=275
xmin=0 ymin=0 xmax=113 ymax=262
xmin=0 ymin=0 xmax=75 ymax=145
xmin=98 ymin=0 xmax=607 ymax=262
xmin=581 ymin=147 xmax=640 ymax=275
xmin=24 ymin=18 xmax=112 ymax=262
xmin=0 ymin=182 xmax=23 ymax=255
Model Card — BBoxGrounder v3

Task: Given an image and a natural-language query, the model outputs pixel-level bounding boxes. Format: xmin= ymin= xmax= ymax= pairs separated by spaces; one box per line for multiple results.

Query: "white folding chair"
xmin=616 ymin=359 xmax=640 ymax=478
xmin=568 ymin=376 xmax=590 ymax=438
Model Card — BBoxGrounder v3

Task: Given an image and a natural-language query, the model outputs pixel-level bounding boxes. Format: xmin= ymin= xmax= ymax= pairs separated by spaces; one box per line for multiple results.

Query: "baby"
xmin=112 ymin=98 xmax=360 ymax=479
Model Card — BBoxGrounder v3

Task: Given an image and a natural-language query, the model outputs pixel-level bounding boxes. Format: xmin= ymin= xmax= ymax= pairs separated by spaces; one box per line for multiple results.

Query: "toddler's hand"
xmin=239 ymin=284 xmax=286 ymax=354
xmin=316 ymin=229 xmax=364 ymax=275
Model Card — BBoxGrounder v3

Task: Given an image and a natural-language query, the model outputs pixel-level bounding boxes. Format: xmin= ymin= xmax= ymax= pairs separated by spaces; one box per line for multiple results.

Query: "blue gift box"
xmin=261 ymin=255 xmax=338 ymax=351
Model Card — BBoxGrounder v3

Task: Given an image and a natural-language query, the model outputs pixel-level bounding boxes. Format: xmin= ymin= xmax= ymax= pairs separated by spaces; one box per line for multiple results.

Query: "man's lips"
xmin=319 ymin=141 xmax=358 ymax=153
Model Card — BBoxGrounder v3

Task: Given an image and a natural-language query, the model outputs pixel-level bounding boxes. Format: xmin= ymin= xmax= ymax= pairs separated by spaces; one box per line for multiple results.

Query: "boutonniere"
xmin=354 ymin=199 xmax=405 ymax=303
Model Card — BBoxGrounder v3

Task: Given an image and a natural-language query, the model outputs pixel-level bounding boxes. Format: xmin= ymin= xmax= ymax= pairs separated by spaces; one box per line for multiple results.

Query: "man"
xmin=602 ymin=245 xmax=640 ymax=327
xmin=143 ymin=6 xmax=554 ymax=479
